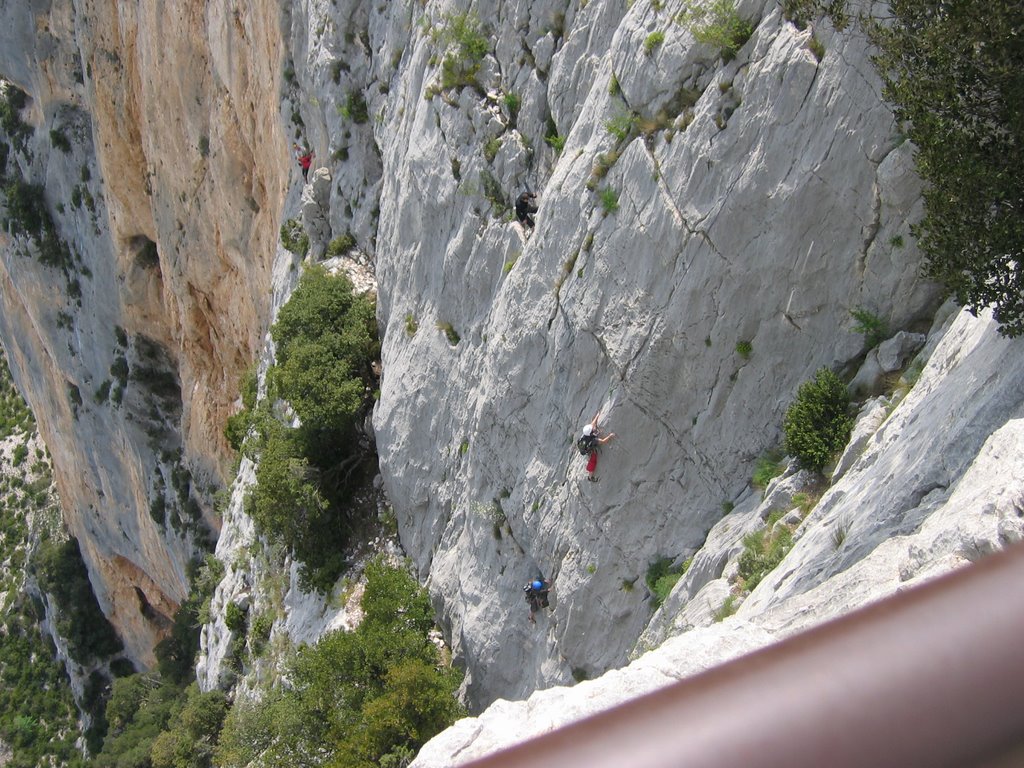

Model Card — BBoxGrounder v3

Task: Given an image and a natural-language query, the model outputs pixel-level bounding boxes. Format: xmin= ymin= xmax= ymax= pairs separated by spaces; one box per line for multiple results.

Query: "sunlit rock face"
xmin=0 ymin=0 xmax=286 ymax=665
xmin=412 ymin=305 xmax=1024 ymax=765
xmin=370 ymin=0 xmax=937 ymax=707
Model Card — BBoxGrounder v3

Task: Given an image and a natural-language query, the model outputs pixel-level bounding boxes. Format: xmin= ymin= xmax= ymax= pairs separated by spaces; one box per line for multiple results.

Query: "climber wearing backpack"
xmin=577 ymin=409 xmax=615 ymax=482
xmin=515 ymin=190 xmax=538 ymax=230
xmin=524 ymin=578 xmax=551 ymax=625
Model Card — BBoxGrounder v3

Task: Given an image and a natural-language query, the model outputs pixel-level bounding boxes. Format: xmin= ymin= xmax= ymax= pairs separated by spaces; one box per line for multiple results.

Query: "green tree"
xmin=332 ymin=659 xmax=464 ymax=768
xmin=150 ymin=684 xmax=228 ymax=768
xmin=244 ymin=265 xmax=379 ymax=589
xmin=33 ymin=536 xmax=123 ymax=663
xmin=270 ymin=265 xmax=378 ymax=444
xmin=93 ymin=676 xmax=181 ymax=768
xmin=783 ymin=367 xmax=853 ymax=472
xmin=870 ymin=1 xmax=1024 ymax=336
xmin=215 ymin=560 xmax=464 ymax=768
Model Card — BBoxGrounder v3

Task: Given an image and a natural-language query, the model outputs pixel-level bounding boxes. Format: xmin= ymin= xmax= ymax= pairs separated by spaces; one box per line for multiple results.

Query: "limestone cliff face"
xmin=371 ymin=0 xmax=937 ymax=706
xmin=4 ymin=0 xmax=1010 ymax=739
xmin=0 ymin=0 xmax=286 ymax=665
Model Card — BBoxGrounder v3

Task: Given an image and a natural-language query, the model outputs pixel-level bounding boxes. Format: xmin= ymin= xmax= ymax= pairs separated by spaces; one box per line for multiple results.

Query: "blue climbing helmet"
xmin=532 ymin=580 xmax=544 ymax=591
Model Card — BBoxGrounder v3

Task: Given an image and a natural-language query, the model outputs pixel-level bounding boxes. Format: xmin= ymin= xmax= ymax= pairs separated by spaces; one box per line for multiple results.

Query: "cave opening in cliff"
xmin=128 ymin=234 xmax=160 ymax=273
xmin=132 ymin=585 xmax=172 ymax=631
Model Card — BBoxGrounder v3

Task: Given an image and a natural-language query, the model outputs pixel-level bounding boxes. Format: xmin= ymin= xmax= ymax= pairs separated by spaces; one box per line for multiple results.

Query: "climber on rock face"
xmin=294 ymin=142 xmax=314 ymax=182
xmin=524 ymin=578 xmax=551 ymax=624
xmin=515 ymin=190 xmax=538 ymax=230
xmin=577 ymin=409 xmax=615 ymax=482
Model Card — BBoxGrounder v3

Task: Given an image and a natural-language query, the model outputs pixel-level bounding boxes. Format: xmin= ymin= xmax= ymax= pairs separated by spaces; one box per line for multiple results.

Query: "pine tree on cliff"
xmin=870 ymin=0 xmax=1024 ymax=336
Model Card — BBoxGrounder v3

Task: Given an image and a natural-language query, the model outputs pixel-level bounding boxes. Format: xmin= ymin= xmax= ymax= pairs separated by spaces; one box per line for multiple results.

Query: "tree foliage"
xmin=870 ymin=1 xmax=1024 ymax=336
xmin=242 ymin=265 xmax=380 ymax=590
xmin=783 ymin=368 xmax=853 ymax=472
xmin=270 ymin=264 xmax=378 ymax=448
xmin=149 ymin=684 xmax=228 ymax=768
xmin=93 ymin=676 xmax=182 ymax=768
xmin=33 ymin=536 xmax=123 ymax=664
xmin=215 ymin=559 xmax=464 ymax=768
xmin=678 ymin=0 xmax=753 ymax=61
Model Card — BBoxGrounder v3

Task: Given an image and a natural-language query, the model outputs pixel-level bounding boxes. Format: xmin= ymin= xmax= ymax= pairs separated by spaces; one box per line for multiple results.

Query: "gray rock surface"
xmin=876 ymin=330 xmax=926 ymax=372
xmin=412 ymin=306 xmax=1024 ymax=766
xmin=372 ymin=0 xmax=938 ymax=707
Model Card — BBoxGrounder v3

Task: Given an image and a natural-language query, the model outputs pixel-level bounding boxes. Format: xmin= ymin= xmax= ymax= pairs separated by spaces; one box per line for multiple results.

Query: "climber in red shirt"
xmin=293 ymin=143 xmax=314 ymax=181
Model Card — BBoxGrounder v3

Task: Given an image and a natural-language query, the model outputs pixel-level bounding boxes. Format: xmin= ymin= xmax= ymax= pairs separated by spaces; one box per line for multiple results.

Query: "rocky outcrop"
xmin=411 ymin=306 xmax=1024 ymax=765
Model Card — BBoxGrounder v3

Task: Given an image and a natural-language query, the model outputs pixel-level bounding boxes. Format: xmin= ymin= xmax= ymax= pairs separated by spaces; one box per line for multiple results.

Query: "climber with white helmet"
xmin=577 ymin=409 xmax=615 ymax=482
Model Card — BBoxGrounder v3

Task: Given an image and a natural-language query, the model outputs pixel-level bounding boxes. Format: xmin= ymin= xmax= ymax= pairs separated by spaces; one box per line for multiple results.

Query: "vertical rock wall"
xmin=370 ymin=0 xmax=938 ymax=706
xmin=0 ymin=0 xmax=949 ymax=711
xmin=0 ymin=0 xmax=286 ymax=665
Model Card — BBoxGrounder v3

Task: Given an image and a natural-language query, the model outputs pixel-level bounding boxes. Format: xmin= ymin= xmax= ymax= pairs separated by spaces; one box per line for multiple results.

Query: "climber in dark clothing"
xmin=524 ymin=578 xmax=551 ymax=624
xmin=515 ymin=190 xmax=538 ymax=230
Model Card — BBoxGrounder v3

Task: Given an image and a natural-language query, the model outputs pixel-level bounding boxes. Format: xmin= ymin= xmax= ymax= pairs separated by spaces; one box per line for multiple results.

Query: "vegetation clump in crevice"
xmin=782 ymin=367 xmax=853 ymax=473
xmin=645 ymin=556 xmax=691 ymax=608
xmin=736 ymin=510 xmax=794 ymax=591
xmin=433 ymin=11 xmax=490 ymax=92
xmin=235 ymin=266 xmax=380 ymax=592
xmin=280 ymin=218 xmax=310 ymax=257
xmin=676 ymin=0 xmax=753 ymax=62
xmin=850 ymin=307 xmax=889 ymax=350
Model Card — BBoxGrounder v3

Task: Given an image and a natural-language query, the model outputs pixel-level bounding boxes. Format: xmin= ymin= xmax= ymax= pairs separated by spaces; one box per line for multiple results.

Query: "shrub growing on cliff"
xmin=271 ymin=265 xmax=378 ymax=441
xmin=244 ymin=266 xmax=379 ymax=590
xmin=280 ymin=218 xmax=309 ymax=257
xmin=677 ymin=0 xmax=752 ymax=61
xmin=436 ymin=11 xmax=490 ymax=91
xmin=247 ymin=422 xmax=334 ymax=582
xmin=0 ymin=84 xmax=31 ymax=149
xmin=156 ymin=555 xmax=223 ymax=684
xmin=737 ymin=512 xmax=794 ymax=591
xmin=850 ymin=306 xmax=889 ymax=349
xmin=598 ymin=186 xmax=620 ymax=214
xmin=215 ymin=559 xmax=464 ymax=768
xmin=869 ymin=0 xmax=1024 ymax=337
xmin=224 ymin=365 xmax=258 ymax=451
xmin=782 ymin=367 xmax=853 ymax=472
xmin=339 ymin=90 xmax=369 ymax=124
xmin=646 ymin=556 xmax=691 ymax=608
xmin=643 ymin=30 xmax=665 ymax=56
xmin=3 ymin=179 xmax=47 ymax=236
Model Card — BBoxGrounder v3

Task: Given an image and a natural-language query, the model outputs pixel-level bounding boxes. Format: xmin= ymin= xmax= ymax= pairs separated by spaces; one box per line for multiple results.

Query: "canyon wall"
xmin=10 ymin=0 xmax=1019 ymax=738
xmin=0 ymin=0 xmax=287 ymax=665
